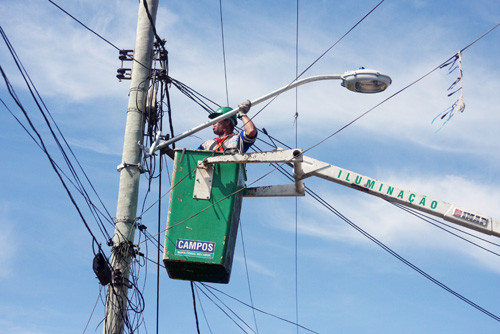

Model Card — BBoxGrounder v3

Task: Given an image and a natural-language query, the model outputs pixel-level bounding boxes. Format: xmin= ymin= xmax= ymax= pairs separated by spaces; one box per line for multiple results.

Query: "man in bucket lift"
xmin=198 ymin=100 xmax=257 ymax=154
xmin=162 ymin=100 xmax=256 ymax=158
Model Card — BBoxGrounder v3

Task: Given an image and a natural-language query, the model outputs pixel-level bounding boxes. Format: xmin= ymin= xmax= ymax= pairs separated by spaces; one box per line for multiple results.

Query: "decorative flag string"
xmin=432 ymin=51 xmax=465 ymax=131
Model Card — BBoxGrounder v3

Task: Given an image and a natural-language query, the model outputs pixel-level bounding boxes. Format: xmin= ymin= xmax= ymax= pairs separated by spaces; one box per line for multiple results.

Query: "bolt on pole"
xmin=103 ymin=1 xmax=159 ymax=333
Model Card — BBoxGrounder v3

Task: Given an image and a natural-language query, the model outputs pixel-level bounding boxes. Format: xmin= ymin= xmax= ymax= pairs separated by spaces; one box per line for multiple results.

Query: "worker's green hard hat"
xmin=209 ymin=107 xmax=237 ymax=126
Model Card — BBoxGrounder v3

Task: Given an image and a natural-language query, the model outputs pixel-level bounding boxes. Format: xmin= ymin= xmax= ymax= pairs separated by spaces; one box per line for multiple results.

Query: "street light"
xmin=152 ymin=69 xmax=391 ymax=154
xmin=341 ymin=68 xmax=392 ymax=93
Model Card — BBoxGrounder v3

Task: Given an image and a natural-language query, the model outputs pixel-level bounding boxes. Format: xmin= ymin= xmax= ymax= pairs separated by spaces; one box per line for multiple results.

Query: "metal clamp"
xmin=117 ymin=162 xmax=146 ymax=173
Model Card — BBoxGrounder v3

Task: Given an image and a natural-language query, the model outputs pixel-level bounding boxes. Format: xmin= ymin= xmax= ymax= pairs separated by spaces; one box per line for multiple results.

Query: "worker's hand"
xmin=237 ymin=99 xmax=251 ymax=118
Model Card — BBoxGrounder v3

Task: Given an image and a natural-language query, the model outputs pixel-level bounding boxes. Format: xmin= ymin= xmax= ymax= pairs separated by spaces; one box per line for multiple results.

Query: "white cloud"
xmin=0 ymin=204 xmax=18 ymax=278
xmin=234 ymin=255 xmax=277 ymax=278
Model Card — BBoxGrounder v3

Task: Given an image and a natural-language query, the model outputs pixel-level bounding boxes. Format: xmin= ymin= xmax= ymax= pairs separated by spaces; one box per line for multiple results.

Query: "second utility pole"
xmin=103 ymin=1 xmax=159 ymax=333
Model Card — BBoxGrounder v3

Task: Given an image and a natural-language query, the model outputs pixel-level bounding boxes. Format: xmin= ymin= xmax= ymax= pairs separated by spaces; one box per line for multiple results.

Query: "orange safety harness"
xmin=214 ymin=135 xmax=231 ymax=152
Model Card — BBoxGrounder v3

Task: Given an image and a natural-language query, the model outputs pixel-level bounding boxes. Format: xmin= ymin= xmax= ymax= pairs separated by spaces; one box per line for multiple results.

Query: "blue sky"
xmin=1 ymin=0 xmax=500 ymax=333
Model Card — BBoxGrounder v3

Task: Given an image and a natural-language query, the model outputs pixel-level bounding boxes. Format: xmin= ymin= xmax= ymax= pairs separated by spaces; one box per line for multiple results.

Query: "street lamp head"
xmin=341 ymin=69 xmax=392 ymax=93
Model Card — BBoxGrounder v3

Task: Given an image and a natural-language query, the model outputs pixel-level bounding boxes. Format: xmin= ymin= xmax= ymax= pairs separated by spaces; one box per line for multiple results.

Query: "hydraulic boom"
xmin=195 ymin=149 xmax=500 ymax=238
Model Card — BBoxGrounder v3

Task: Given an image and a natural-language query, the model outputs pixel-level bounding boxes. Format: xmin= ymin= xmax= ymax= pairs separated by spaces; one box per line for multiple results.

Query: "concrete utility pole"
xmin=103 ymin=1 xmax=159 ymax=333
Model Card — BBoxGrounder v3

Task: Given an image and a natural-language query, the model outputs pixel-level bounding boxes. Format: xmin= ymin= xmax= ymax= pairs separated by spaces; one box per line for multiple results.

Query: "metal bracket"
xmin=193 ymin=148 xmax=305 ymax=200
xmin=193 ymin=161 xmax=214 ymax=200
xmin=244 ymin=184 xmax=305 ymax=197
xmin=117 ymin=162 xmax=146 ymax=174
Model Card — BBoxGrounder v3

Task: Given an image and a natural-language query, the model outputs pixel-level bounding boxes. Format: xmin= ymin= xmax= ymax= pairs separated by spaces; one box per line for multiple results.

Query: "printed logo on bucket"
xmin=175 ymin=239 xmax=215 ymax=259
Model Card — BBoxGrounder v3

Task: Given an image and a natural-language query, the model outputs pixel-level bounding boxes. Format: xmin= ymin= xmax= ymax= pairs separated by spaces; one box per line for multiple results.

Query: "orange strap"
xmin=215 ymin=135 xmax=230 ymax=152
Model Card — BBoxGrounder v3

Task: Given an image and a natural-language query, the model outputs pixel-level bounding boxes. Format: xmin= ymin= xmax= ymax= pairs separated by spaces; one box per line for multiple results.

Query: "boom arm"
xmin=299 ymin=155 xmax=500 ymax=238
xmin=195 ymin=149 xmax=500 ymax=238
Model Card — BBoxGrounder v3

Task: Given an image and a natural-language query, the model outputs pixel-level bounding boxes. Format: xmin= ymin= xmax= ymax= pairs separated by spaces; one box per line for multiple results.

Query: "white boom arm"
xmin=194 ymin=149 xmax=500 ymax=238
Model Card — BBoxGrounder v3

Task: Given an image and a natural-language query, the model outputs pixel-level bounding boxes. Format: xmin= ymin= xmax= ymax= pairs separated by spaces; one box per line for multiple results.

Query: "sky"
xmin=1 ymin=0 xmax=500 ymax=333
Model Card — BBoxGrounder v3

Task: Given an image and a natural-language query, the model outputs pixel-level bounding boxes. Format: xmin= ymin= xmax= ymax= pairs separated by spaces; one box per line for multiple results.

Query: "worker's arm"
xmin=240 ymin=115 xmax=257 ymax=138
xmin=238 ymin=99 xmax=257 ymax=138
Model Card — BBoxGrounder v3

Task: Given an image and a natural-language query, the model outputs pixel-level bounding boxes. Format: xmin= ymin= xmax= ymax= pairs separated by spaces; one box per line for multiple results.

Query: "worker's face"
xmin=213 ymin=119 xmax=231 ymax=136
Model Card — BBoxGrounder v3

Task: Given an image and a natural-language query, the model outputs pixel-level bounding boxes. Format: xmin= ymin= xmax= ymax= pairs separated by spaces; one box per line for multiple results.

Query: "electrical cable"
xmin=199 ymin=283 xmax=320 ymax=334
xmin=191 ymin=281 xmax=202 ymax=334
xmin=195 ymin=284 xmax=253 ymax=333
xmin=272 ymin=21 xmax=500 ymax=158
xmin=219 ymin=0 xmax=230 ymax=106
xmin=46 ymin=0 xmax=152 ymax=72
xmin=82 ymin=286 xmax=103 ymax=334
xmin=239 ymin=221 xmax=259 ymax=333
xmin=252 ymin=150 xmax=500 ymax=323
xmin=1 ymin=27 xmax=114 ymax=242
xmin=293 ymin=2 xmax=300 ymax=332
xmin=196 ymin=283 xmax=256 ymax=333
xmin=250 ymin=0 xmax=385 ymax=121
xmin=142 ymin=0 xmax=165 ymax=51
xmin=0 ymin=27 xmax=111 ymax=251
xmin=299 ymin=20 xmax=500 ymax=157
xmin=46 ymin=0 xmax=120 ymax=51
xmin=80 ymin=8 xmax=498 ymax=332
xmin=390 ymin=202 xmax=500 ymax=257
xmin=169 ymin=76 xmax=222 ymax=113
xmin=155 ymin=108 xmax=164 ymax=334
xmin=194 ymin=284 xmax=214 ymax=334
xmin=305 ymin=185 xmax=500 ymax=323
xmin=1 ymin=28 xmax=148 ymax=330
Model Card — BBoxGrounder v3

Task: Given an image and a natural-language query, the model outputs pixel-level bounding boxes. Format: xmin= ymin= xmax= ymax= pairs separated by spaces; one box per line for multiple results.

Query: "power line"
xmin=390 ymin=201 xmax=500 ymax=257
xmin=0 ymin=26 xmax=111 ymax=246
xmin=195 ymin=283 xmax=255 ymax=333
xmin=219 ymin=0 xmax=230 ymax=106
xmin=301 ymin=20 xmax=500 ymax=156
xmin=250 ymin=0 xmax=385 ymax=120
xmin=294 ymin=2 xmax=300 ymax=333
xmin=199 ymin=283 xmax=320 ymax=334
xmin=1 ymin=27 xmax=148 ymax=332
xmin=194 ymin=286 xmax=214 ymax=334
xmin=307 ymin=186 xmax=500 ymax=323
xmin=261 ymin=156 xmax=500 ymax=323
xmin=46 ymin=0 xmax=152 ymax=72
xmin=191 ymin=281 xmax=201 ymax=334
xmin=46 ymin=0 xmax=120 ymax=51
xmin=239 ymin=221 xmax=259 ymax=333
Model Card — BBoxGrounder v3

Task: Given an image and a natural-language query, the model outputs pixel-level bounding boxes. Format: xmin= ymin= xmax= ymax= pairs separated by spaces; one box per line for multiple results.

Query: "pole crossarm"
xmin=195 ymin=149 xmax=500 ymax=238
